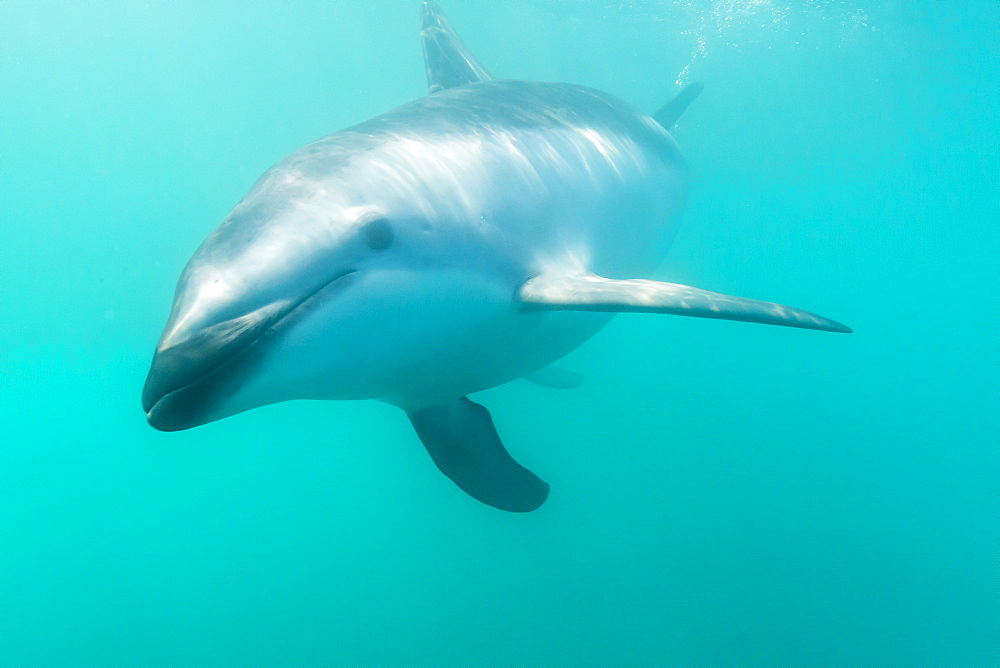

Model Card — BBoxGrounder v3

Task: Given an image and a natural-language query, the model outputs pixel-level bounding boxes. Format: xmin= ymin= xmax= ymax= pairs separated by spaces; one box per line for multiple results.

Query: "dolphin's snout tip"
xmin=142 ymin=356 xmax=213 ymax=433
xmin=144 ymin=393 xmax=200 ymax=432
xmin=144 ymin=397 xmax=175 ymax=432
xmin=144 ymin=409 xmax=168 ymax=432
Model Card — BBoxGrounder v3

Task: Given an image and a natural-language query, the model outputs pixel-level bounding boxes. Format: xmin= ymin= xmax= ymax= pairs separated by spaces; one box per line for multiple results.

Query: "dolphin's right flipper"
xmin=519 ymin=272 xmax=852 ymax=333
xmin=407 ymin=397 xmax=549 ymax=512
xmin=524 ymin=365 xmax=585 ymax=389
xmin=420 ymin=2 xmax=494 ymax=94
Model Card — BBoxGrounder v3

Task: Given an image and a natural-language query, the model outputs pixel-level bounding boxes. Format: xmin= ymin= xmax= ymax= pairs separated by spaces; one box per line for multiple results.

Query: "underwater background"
xmin=1 ymin=0 xmax=996 ymax=664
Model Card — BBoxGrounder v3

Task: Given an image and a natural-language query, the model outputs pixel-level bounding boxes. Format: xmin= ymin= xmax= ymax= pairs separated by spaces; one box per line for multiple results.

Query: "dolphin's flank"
xmin=143 ymin=1 xmax=851 ymax=512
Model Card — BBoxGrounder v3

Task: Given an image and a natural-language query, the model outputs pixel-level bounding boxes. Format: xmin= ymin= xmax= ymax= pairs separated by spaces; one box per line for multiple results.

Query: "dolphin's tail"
xmin=653 ymin=81 xmax=705 ymax=129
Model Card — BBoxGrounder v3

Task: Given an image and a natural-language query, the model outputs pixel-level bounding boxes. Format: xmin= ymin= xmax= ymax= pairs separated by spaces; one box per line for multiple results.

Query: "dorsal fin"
xmin=420 ymin=1 xmax=494 ymax=94
xmin=653 ymin=82 xmax=705 ymax=129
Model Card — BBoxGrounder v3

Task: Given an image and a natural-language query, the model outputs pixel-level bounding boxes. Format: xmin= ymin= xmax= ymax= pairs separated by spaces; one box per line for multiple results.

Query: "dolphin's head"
xmin=142 ymin=152 xmax=434 ymax=431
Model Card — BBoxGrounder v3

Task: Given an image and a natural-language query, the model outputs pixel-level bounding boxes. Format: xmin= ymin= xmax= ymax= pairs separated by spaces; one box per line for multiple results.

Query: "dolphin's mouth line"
xmin=145 ymin=269 xmax=357 ymax=421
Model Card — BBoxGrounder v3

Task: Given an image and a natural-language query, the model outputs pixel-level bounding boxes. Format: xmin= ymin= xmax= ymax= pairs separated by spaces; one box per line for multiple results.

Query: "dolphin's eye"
xmin=362 ymin=217 xmax=394 ymax=250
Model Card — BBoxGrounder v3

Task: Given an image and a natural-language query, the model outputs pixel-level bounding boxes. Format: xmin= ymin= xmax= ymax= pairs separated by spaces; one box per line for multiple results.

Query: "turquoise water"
xmin=2 ymin=1 xmax=997 ymax=663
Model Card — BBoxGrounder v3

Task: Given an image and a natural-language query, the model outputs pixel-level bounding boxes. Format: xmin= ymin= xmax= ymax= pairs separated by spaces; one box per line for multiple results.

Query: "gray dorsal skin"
xmin=653 ymin=81 xmax=705 ymax=129
xmin=524 ymin=366 xmax=585 ymax=390
xmin=408 ymin=397 xmax=549 ymax=512
xmin=519 ymin=273 xmax=852 ymax=333
xmin=420 ymin=1 xmax=493 ymax=93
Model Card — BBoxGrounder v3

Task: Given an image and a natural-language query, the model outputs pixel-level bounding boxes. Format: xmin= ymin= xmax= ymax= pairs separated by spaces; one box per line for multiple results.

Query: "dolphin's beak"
xmin=142 ymin=299 xmax=291 ymax=431
xmin=142 ymin=269 xmax=359 ymax=431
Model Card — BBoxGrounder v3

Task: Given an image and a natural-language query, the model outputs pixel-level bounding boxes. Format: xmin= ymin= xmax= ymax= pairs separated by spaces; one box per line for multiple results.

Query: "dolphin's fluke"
xmin=519 ymin=273 xmax=852 ymax=333
xmin=653 ymin=82 xmax=704 ymax=129
xmin=407 ymin=397 xmax=549 ymax=512
xmin=420 ymin=1 xmax=494 ymax=94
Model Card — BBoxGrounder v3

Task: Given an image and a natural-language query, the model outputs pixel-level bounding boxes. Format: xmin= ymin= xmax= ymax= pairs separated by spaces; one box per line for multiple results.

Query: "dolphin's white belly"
xmin=225 ymin=266 xmax=610 ymax=412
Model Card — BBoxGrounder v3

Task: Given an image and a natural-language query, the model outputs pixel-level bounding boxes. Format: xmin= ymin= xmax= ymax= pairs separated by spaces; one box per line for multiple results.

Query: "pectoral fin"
xmin=519 ymin=273 xmax=851 ymax=333
xmin=524 ymin=366 xmax=585 ymax=389
xmin=407 ymin=397 xmax=549 ymax=512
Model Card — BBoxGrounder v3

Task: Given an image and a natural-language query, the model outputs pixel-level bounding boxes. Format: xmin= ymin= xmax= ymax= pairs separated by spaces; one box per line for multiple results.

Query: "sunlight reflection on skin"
xmin=155 ymin=80 xmax=678 ymax=362
xmin=519 ymin=273 xmax=849 ymax=332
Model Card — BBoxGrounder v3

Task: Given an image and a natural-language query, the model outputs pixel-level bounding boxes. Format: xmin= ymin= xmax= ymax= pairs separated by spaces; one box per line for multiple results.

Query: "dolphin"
xmin=142 ymin=2 xmax=850 ymax=512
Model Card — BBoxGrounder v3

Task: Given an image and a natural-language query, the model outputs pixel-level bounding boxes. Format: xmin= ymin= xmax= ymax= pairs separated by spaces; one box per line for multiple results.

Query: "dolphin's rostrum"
xmin=143 ymin=2 xmax=851 ymax=512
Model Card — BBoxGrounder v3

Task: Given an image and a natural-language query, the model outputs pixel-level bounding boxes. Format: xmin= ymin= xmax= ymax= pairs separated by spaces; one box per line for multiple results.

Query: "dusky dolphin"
xmin=142 ymin=2 xmax=851 ymax=512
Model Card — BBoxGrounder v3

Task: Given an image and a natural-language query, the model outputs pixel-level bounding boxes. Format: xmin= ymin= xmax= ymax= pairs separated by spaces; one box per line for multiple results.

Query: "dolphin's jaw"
xmin=143 ymin=270 xmax=358 ymax=431
xmin=226 ymin=265 xmax=617 ymax=412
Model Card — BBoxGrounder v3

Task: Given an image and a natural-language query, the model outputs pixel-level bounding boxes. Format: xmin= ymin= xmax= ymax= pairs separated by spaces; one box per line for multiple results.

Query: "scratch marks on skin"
xmin=365 ymin=134 xmax=495 ymax=226
xmin=572 ymin=126 xmax=647 ymax=180
xmin=536 ymin=106 xmax=651 ymax=183
xmin=364 ymin=120 xmax=650 ymax=224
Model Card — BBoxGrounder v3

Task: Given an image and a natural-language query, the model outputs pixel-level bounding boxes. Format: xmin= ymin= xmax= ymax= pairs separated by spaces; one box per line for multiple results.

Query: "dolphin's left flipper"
xmin=519 ymin=273 xmax=852 ymax=333
xmin=407 ymin=397 xmax=550 ymax=512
